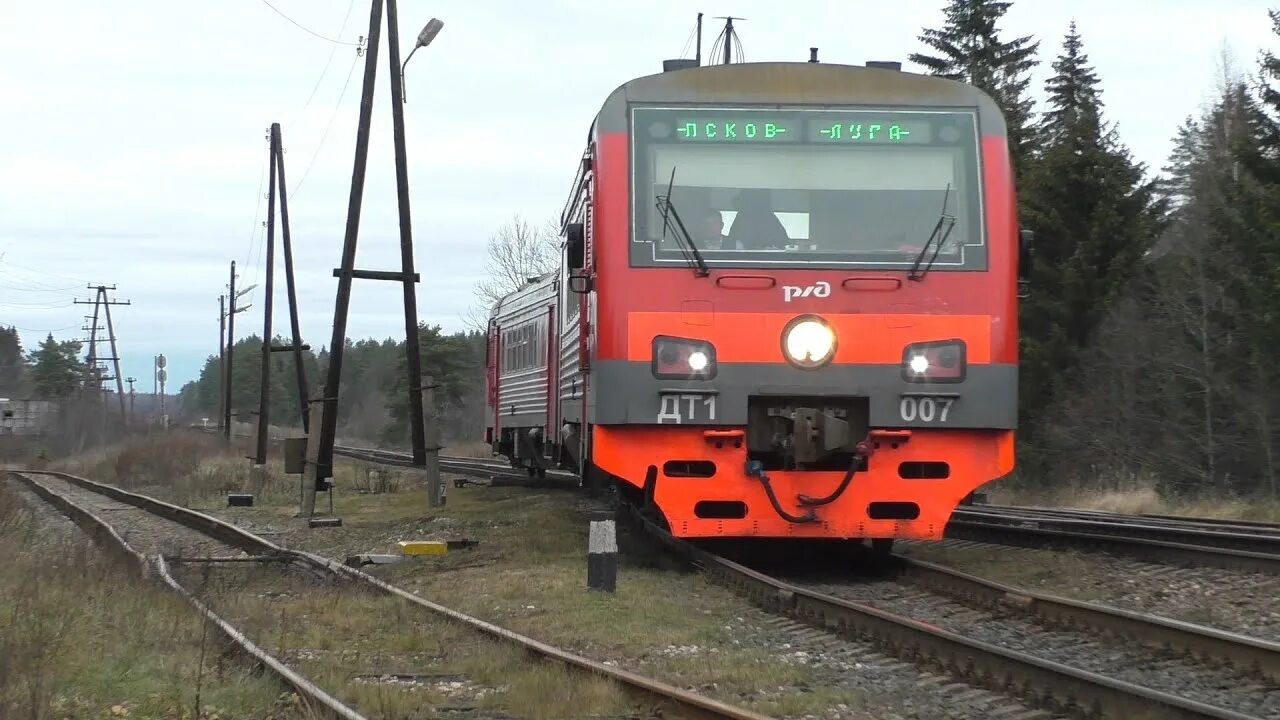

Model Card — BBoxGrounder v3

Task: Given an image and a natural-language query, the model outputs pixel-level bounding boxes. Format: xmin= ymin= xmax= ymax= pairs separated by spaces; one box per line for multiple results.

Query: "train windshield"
xmin=630 ymin=107 xmax=986 ymax=271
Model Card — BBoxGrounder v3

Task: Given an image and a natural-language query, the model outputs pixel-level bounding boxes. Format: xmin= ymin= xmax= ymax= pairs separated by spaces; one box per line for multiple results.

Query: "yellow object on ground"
xmin=398 ymin=540 xmax=447 ymax=556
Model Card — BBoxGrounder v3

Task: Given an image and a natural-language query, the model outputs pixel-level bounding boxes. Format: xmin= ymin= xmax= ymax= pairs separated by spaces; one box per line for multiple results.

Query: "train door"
xmin=486 ymin=319 xmax=500 ymax=447
xmin=578 ymin=167 xmax=595 ymax=484
xmin=544 ymin=303 xmax=559 ymax=464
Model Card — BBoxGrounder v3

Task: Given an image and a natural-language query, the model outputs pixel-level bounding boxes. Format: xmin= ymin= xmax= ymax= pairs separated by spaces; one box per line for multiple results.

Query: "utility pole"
xmin=308 ymin=0 xmax=441 ymax=510
xmin=256 ymin=123 xmax=279 ymax=466
xmin=218 ymin=295 xmax=226 ymax=434
xmin=74 ymin=285 xmax=130 ymax=425
xmin=223 ymin=260 xmax=253 ymax=440
xmin=423 ymin=374 xmax=441 ymax=506
xmin=254 ymin=122 xmax=312 ymax=466
xmin=275 ymin=122 xmax=310 ymax=433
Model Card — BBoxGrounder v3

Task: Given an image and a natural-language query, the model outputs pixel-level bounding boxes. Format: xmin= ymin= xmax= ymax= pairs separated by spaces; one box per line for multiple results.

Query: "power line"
xmin=0 ymin=260 xmax=92 ymax=284
xmin=0 ymin=281 xmax=81 ymax=293
xmin=284 ymin=0 xmax=358 ymax=134
xmin=292 ymin=49 xmax=362 ymax=200
xmin=0 ymin=299 xmax=75 ymax=309
xmin=257 ymin=0 xmax=364 ymax=46
xmin=242 ymin=139 xmax=269 ymax=310
xmin=5 ymin=322 xmax=80 ymax=334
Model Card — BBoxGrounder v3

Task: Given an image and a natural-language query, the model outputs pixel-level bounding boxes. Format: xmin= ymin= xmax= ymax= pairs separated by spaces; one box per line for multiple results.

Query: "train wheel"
xmin=870 ymin=538 xmax=894 ymax=556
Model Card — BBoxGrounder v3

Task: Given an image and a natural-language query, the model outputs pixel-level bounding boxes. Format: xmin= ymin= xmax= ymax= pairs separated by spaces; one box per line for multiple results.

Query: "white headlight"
xmin=783 ymin=318 xmax=836 ymax=367
xmin=687 ymin=350 xmax=709 ymax=371
xmin=908 ymin=354 xmax=930 ymax=374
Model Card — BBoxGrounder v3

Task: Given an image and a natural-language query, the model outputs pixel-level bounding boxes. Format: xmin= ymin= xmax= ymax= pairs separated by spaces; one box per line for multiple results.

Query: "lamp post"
xmin=400 ymin=17 xmax=443 ymax=103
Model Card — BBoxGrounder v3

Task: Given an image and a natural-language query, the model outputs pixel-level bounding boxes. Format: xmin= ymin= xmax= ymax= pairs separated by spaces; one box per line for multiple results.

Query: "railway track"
xmin=337 ymin=448 xmax=1280 ymax=719
xmin=949 ymin=505 xmax=1280 ymax=574
xmin=639 ymin=511 xmax=1280 ymax=720
xmin=5 ymin=469 xmax=768 ymax=720
xmin=335 ymin=444 xmax=1280 ymax=573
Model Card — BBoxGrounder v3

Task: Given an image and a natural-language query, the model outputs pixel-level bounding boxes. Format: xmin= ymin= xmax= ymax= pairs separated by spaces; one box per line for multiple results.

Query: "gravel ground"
xmin=645 ymin=605 xmax=1069 ymax=720
xmin=6 ymin=473 xmax=81 ymax=539
xmin=897 ymin=538 xmax=1280 ymax=641
xmin=199 ymin=482 xmax=1067 ymax=720
xmin=16 ymin=472 xmax=238 ymax=559
xmin=807 ymin=577 xmax=1280 ymax=719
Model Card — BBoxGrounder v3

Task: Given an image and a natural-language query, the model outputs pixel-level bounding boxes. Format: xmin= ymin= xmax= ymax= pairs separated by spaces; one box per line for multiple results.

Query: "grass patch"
xmin=985 ymin=474 xmax=1280 ymax=523
xmin=897 ymin=542 xmax=1110 ymax=602
xmin=39 ymin=435 xmax=864 ymax=717
xmin=178 ymin=562 xmax=640 ymax=719
xmin=0 ymin=479 xmax=309 ymax=720
xmin=197 ymin=470 xmax=862 ymax=716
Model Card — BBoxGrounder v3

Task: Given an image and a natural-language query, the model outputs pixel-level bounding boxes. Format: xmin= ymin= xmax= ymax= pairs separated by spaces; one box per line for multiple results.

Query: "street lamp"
xmin=401 ymin=17 xmax=443 ymax=103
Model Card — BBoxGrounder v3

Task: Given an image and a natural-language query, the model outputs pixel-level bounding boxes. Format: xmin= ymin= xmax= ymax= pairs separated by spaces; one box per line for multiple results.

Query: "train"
xmin=484 ymin=54 xmax=1030 ymax=549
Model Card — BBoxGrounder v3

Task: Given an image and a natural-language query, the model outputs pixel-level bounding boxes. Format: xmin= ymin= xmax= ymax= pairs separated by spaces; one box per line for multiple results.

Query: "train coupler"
xmin=745 ymin=460 xmax=818 ymax=524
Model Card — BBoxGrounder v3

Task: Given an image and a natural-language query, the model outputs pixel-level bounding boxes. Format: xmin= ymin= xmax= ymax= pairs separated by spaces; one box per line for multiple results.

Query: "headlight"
xmin=781 ymin=315 xmax=837 ymax=368
xmin=902 ymin=339 xmax=966 ymax=382
xmin=652 ymin=336 xmax=717 ymax=379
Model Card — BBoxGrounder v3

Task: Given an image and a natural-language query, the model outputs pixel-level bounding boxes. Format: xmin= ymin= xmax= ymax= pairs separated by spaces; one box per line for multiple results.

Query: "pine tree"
xmin=909 ymin=0 xmax=1040 ymax=173
xmin=27 ymin=334 xmax=83 ymax=399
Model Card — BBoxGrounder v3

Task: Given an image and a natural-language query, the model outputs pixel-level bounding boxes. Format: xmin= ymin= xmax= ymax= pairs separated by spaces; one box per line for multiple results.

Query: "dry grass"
xmin=34 ymin=435 xmax=862 ymax=717
xmin=0 ymin=480 xmax=309 ymax=720
xmin=442 ymin=440 xmax=493 ymax=458
xmin=178 ymin=563 xmax=641 ymax=719
xmin=46 ymin=431 xmax=302 ymax=507
xmin=987 ymin=472 xmax=1280 ymax=523
xmin=197 ymin=473 xmax=862 ymax=716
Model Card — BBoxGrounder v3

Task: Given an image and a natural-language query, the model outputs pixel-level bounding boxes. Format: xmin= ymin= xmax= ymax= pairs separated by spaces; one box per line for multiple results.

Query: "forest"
xmin=7 ymin=1 xmax=1280 ymax=502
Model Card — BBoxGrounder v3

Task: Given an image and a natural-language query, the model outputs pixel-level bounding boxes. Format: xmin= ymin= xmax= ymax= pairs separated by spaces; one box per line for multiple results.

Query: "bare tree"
xmin=463 ymin=214 xmax=561 ymax=331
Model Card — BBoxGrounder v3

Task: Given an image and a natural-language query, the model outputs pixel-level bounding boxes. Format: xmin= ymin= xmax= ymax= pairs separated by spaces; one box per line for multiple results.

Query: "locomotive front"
xmin=570 ymin=61 xmax=1025 ymax=543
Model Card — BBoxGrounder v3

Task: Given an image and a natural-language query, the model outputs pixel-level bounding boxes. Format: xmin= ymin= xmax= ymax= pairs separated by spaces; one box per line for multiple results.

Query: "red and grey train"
xmin=485 ymin=57 xmax=1030 ymax=545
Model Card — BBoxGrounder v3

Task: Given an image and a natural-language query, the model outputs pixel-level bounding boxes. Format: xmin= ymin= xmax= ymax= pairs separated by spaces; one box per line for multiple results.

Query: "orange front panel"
xmin=625 ymin=313 xmax=992 ymax=364
xmin=593 ymin=425 xmax=1013 ymax=539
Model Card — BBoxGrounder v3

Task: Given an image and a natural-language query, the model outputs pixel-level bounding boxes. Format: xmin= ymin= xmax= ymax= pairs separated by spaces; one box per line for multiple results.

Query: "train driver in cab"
xmin=699 ymin=208 xmax=742 ymax=250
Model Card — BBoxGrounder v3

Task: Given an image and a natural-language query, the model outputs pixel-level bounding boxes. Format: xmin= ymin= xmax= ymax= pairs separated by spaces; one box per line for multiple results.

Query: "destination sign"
xmin=674 ymin=118 xmax=798 ymax=142
xmin=807 ymin=119 xmax=934 ymax=144
xmin=639 ymin=108 xmax=971 ymax=146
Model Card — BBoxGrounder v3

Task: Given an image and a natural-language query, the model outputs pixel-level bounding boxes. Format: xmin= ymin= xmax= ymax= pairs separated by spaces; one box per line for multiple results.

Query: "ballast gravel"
xmin=899 ymin=538 xmax=1280 ymax=641
xmin=809 ymin=578 xmax=1280 ymax=720
xmin=15 ymin=472 xmax=243 ymax=559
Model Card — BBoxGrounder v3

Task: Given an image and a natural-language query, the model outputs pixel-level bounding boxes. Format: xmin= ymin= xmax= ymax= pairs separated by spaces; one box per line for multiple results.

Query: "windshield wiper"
xmin=654 ymin=167 xmax=710 ymax=277
xmin=907 ymin=183 xmax=957 ymax=281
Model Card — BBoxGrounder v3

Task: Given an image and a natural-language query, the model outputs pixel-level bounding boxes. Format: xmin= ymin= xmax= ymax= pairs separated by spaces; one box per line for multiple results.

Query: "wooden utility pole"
xmin=300 ymin=397 xmax=325 ymax=517
xmin=254 ymin=122 xmax=312 ymax=466
xmin=218 ymin=295 xmax=226 ymax=434
xmin=308 ymin=0 xmax=440 ymax=504
xmin=223 ymin=261 xmax=252 ymax=440
xmin=423 ymin=375 xmax=441 ymax=506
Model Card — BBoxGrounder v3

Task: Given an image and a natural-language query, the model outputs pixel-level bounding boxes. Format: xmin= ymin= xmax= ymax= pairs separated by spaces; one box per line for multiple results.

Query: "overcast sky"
xmin=0 ymin=1 xmax=1275 ymax=391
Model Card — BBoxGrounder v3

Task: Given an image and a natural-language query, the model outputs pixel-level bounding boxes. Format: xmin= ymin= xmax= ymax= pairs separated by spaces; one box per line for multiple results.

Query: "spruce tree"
xmin=909 ymin=0 xmax=1040 ymax=173
xmin=1040 ymin=22 xmax=1100 ymax=143
xmin=1018 ymin=24 xmax=1159 ymax=425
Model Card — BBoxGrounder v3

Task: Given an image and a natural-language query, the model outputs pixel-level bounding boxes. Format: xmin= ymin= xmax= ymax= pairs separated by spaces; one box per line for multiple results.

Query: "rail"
xmin=8 ymin=470 xmax=366 ymax=720
xmin=334 ymin=449 xmax=1278 ymax=719
xmin=9 ymin=469 xmax=769 ymax=720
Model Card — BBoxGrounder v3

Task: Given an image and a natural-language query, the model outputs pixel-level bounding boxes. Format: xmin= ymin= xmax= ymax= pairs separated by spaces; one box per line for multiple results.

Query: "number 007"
xmin=899 ymin=397 xmax=954 ymax=423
